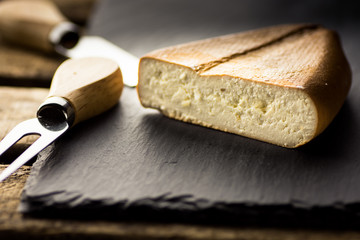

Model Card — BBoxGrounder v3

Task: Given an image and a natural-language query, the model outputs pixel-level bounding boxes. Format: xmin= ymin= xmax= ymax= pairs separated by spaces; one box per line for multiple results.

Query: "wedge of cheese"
xmin=137 ymin=24 xmax=351 ymax=148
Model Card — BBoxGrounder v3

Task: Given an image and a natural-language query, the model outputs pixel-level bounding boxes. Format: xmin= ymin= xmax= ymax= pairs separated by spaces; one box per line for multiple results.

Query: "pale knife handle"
xmin=0 ymin=0 xmax=79 ymax=53
xmin=44 ymin=57 xmax=123 ymax=126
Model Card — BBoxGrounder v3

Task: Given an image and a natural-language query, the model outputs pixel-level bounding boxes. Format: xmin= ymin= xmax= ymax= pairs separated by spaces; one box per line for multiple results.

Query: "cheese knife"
xmin=0 ymin=57 xmax=123 ymax=182
xmin=0 ymin=0 xmax=138 ymax=87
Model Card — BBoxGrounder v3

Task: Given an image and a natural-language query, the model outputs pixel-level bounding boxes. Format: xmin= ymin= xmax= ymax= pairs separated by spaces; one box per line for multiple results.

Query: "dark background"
xmin=89 ymin=0 xmax=359 ymax=94
xmin=89 ymin=0 xmax=359 ymax=54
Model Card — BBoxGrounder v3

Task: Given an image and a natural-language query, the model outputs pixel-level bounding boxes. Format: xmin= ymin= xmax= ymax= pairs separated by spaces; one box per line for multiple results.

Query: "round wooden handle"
xmin=0 ymin=0 xmax=79 ymax=53
xmin=48 ymin=57 xmax=124 ymax=125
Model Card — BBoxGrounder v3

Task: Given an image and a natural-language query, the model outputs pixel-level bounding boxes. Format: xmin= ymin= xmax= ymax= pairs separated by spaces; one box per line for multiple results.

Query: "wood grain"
xmin=3 ymin=0 xmax=96 ymax=25
xmin=0 ymin=0 xmax=69 ymax=52
xmin=48 ymin=57 xmax=123 ymax=125
xmin=0 ymin=87 xmax=48 ymax=163
xmin=0 ymin=40 xmax=64 ymax=87
xmin=0 ymin=87 xmax=47 ymax=140
xmin=0 ymin=0 xmax=96 ymax=87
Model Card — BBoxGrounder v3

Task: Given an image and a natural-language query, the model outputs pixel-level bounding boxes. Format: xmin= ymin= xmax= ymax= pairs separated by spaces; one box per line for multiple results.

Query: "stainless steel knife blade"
xmin=64 ymin=35 xmax=138 ymax=87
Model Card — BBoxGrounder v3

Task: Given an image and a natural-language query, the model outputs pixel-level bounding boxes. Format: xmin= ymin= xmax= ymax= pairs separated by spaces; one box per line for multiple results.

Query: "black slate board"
xmin=20 ymin=0 xmax=360 ymax=228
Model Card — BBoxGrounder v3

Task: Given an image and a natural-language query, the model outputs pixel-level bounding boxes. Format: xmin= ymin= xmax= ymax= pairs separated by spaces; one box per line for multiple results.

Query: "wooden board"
xmin=16 ymin=0 xmax=360 ymax=229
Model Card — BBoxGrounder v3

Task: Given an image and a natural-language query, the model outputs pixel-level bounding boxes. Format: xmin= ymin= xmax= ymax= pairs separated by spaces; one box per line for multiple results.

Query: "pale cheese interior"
xmin=139 ymin=59 xmax=318 ymax=148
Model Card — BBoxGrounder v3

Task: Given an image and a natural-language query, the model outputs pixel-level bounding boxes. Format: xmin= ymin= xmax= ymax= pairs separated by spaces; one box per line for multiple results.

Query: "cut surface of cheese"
xmin=138 ymin=24 xmax=351 ymax=148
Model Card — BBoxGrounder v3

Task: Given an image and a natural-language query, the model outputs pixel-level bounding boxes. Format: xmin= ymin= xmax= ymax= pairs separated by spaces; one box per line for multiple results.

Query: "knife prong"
xmin=0 ymin=119 xmax=39 ymax=157
xmin=0 ymin=118 xmax=68 ymax=182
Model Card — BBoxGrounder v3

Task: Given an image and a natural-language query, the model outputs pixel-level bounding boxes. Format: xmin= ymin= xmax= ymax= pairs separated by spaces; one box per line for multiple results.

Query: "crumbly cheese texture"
xmin=138 ymin=24 xmax=351 ymax=148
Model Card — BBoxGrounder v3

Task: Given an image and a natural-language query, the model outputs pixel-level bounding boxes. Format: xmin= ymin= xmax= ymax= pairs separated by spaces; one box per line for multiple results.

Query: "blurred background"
xmin=90 ymin=0 xmax=359 ymax=98
xmin=0 ymin=0 xmax=358 ymax=87
xmin=89 ymin=0 xmax=359 ymax=57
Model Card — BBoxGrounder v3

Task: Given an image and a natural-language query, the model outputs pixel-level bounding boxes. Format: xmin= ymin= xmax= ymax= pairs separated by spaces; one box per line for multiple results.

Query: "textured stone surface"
xmin=20 ymin=0 xmax=360 ymax=229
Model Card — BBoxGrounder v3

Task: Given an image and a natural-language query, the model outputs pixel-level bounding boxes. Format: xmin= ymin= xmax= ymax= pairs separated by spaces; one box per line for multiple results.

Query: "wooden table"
xmin=1 ymin=0 xmax=360 ymax=239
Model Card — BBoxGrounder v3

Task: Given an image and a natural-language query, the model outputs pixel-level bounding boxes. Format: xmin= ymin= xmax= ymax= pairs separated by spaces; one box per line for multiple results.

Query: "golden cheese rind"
xmin=137 ymin=24 xmax=351 ymax=148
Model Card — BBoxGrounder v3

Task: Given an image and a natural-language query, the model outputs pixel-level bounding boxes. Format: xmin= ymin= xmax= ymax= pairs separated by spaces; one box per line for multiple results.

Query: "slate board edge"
xmin=19 ymin=144 xmax=360 ymax=229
